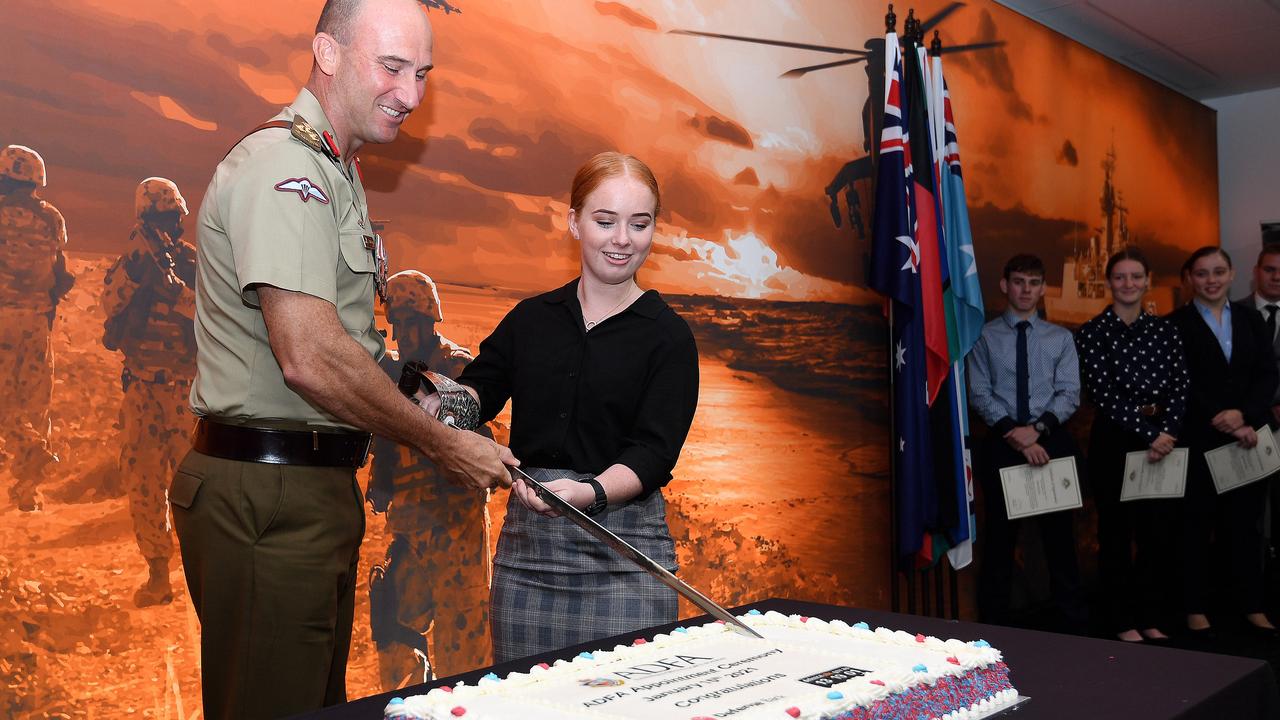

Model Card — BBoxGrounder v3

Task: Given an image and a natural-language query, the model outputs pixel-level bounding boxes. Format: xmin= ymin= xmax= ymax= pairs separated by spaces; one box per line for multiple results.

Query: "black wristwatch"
xmin=1033 ymin=420 xmax=1049 ymax=436
xmin=580 ymin=476 xmax=608 ymax=517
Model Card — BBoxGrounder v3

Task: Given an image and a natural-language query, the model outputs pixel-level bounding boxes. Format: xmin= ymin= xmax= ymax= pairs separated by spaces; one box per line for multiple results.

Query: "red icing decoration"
xmin=633 ymin=638 xmax=647 ymax=645
xmin=715 ymin=620 xmax=726 ymax=625
xmin=870 ymin=679 xmax=885 ymax=686
xmin=914 ymin=633 xmax=926 ymax=643
xmin=439 ymin=686 xmax=452 ymax=693
xmin=450 ymin=707 xmax=466 ymax=717
xmin=800 ymin=616 xmax=809 ymax=623
xmin=537 ymin=662 xmax=550 ymax=669
xmin=947 ymin=656 xmax=960 ymax=665
xmin=785 ymin=708 xmax=801 ymax=718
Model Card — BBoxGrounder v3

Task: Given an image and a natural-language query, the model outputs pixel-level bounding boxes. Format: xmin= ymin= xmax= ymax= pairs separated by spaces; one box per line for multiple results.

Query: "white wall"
xmin=1206 ymin=87 xmax=1280 ymax=298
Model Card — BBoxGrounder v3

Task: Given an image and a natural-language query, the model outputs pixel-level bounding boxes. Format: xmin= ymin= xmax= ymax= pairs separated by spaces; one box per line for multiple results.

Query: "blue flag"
xmin=935 ymin=58 xmax=984 ymax=569
xmin=939 ymin=71 xmax=984 ymax=352
xmin=869 ymin=35 xmax=934 ymax=560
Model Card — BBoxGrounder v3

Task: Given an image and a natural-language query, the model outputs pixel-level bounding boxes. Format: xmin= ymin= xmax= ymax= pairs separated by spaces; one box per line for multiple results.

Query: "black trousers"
xmin=976 ymin=429 xmax=1087 ymax=631
xmin=1088 ymin=415 xmax=1179 ymax=632
xmin=1181 ymin=443 xmax=1269 ymax=616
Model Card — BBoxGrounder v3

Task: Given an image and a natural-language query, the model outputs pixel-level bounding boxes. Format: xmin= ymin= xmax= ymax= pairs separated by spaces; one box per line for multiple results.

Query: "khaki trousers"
xmin=170 ymin=449 xmax=365 ymax=720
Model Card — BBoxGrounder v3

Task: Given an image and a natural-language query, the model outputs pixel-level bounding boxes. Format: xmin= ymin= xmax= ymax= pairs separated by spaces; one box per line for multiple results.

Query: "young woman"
xmin=1170 ymin=246 xmax=1277 ymax=636
xmin=1076 ymin=248 xmax=1187 ymax=642
xmin=455 ymin=152 xmax=699 ymax=662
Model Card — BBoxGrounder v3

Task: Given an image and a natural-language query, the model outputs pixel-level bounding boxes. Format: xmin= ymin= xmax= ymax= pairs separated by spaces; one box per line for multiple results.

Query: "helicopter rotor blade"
xmin=781 ymin=56 xmax=867 ymax=78
xmin=919 ymin=2 xmax=966 ymax=34
xmin=939 ymin=40 xmax=1007 ymax=54
xmin=668 ymin=29 xmax=866 ymax=56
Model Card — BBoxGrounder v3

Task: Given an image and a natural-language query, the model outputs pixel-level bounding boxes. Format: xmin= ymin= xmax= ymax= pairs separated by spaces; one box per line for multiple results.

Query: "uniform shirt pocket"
xmin=338 ymin=231 xmax=375 ymax=275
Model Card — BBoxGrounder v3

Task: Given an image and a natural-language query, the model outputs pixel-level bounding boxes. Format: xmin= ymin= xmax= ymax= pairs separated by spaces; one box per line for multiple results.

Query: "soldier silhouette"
xmin=368 ymin=270 xmax=492 ymax=688
xmin=102 ymin=177 xmax=197 ymax=606
xmin=0 ymin=144 xmax=73 ymax=512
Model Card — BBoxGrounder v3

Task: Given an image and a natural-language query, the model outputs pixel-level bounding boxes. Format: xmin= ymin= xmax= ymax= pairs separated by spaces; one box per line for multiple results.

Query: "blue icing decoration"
xmin=747 ymin=609 xmax=762 ymax=615
xmin=853 ymin=622 xmax=870 ymax=630
xmin=673 ymin=627 xmax=688 ymax=633
xmin=482 ymin=672 xmax=499 ymax=681
xmin=972 ymin=640 xmax=991 ymax=648
xmin=388 ymin=697 xmax=404 ymax=705
xmin=826 ymin=691 xmax=844 ymax=700
xmin=578 ymin=651 xmax=595 ymax=659
xmin=912 ymin=664 xmax=928 ymax=673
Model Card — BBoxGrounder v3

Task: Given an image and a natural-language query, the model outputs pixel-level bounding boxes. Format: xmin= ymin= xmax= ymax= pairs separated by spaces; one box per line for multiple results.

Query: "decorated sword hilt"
xmin=396 ymin=360 xmax=481 ymax=431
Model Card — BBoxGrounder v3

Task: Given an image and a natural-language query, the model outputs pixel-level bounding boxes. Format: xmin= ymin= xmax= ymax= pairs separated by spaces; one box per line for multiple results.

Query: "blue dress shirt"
xmin=968 ymin=310 xmax=1081 ymax=433
xmin=1193 ymin=300 xmax=1232 ymax=362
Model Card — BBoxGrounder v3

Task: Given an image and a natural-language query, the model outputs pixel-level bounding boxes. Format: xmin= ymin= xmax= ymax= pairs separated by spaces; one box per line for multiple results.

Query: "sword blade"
xmin=512 ymin=466 xmax=763 ymax=640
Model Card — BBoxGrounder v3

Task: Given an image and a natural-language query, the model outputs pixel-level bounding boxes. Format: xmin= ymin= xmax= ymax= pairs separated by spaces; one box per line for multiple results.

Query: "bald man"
xmin=173 ymin=1 xmax=515 ymax=717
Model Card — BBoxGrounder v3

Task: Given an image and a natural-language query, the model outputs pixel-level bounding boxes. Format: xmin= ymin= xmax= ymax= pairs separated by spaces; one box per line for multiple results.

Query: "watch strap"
xmin=580 ymin=476 xmax=608 ymax=516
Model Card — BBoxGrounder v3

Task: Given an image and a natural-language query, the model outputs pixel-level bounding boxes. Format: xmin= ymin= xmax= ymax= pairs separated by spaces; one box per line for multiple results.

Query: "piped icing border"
xmin=385 ymin=610 xmax=1016 ymax=720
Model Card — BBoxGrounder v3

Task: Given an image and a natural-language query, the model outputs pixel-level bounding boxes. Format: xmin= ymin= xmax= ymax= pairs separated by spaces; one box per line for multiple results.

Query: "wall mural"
xmin=0 ymin=0 xmax=1216 ymax=715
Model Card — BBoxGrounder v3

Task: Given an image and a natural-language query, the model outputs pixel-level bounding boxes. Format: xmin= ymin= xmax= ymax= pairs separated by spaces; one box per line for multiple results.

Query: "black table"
xmin=299 ymin=598 xmax=1279 ymax=719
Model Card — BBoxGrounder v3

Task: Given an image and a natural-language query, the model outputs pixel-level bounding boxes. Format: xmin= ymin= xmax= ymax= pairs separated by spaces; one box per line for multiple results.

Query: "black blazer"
xmin=1169 ymin=301 xmax=1279 ymax=448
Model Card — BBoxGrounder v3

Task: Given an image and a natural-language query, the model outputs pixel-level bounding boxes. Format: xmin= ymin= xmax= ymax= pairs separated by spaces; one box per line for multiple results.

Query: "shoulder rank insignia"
xmin=290 ymin=115 xmax=341 ymax=163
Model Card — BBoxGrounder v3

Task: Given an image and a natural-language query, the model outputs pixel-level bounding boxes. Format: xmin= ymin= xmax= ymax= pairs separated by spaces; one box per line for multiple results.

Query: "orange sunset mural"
xmin=0 ymin=0 xmax=1216 ymax=716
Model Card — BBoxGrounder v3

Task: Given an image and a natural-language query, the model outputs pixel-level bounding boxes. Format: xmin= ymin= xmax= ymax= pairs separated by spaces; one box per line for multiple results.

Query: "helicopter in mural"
xmin=417 ymin=0 xmax=461 ymax=14
xmin=670 ymin=3 xmax=1002 ymax=241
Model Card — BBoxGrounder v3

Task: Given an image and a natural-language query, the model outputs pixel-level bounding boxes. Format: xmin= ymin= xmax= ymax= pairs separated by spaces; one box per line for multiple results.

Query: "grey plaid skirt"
xmin=490 ymin=467 xmax=678 ymax=663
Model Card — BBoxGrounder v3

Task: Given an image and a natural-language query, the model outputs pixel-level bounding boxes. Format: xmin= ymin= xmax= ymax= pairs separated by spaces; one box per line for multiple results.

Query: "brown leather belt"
xmin=192 ymin=418 xmax=372 ymax=468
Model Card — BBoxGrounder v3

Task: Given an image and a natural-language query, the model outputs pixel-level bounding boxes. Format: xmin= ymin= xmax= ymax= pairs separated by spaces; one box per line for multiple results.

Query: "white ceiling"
xmin=993 ymin=0 xmax=1280 ymax=100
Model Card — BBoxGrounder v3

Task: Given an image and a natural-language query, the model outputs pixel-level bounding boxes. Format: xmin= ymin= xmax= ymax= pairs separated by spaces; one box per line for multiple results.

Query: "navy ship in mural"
xmin=1045 ymin=143 xmax=1175 ymax=324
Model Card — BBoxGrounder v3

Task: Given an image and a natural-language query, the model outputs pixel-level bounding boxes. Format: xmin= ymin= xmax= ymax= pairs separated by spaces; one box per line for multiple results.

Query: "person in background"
xmin=968 ymin=254 xmax=1087 ymax=633
xmin=368 ymin=270 xmax=493 ymax=686
xmin=452 ymin=151 xmax=699 ymax=663
xmin=1171 ymin=246 xmax=1277 ymax=637
xmin=0 ymin=144 xmax=73 ymax=512
xmin=1076 ymin=247 xmax=1187 ymax=642
xmin=1247 ymin=244 xmax=1280 ymax=597
xmin=102 ymin=177 xmax=197 ymax=608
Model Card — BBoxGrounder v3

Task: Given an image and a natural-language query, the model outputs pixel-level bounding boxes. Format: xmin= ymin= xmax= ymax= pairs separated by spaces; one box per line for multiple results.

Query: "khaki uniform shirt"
xmin=191 ymin=88 xmax=384 ymax=428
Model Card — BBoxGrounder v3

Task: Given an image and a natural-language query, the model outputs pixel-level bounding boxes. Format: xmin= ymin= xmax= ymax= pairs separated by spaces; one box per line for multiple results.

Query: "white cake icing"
xmin=384 ymin=611 xmax=1018 ymax=720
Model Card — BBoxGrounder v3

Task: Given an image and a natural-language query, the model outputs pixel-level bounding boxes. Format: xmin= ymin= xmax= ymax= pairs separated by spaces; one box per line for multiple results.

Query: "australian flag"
xmin=869 ymin=33 xmax=934 ymax=560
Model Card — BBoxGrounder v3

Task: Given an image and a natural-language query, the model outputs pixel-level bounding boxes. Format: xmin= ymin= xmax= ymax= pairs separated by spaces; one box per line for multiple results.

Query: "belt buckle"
xmin=1139 ymin=404 xmax=1159 ymax=417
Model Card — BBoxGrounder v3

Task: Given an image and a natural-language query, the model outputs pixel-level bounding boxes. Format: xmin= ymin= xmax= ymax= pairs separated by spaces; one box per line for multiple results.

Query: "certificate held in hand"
xmin=1205 ymin=425 xmax=1280 ymax=495
xmin=1120 ymin=448 xmax=1188 ymax=502
xmin=999 ymin=457 xmax=1084 ymax=520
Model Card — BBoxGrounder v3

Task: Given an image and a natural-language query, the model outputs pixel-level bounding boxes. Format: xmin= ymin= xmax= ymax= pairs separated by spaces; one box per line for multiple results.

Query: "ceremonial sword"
xmin=399 ymin=364 xmax=764 ymax=640
xmin=507 ymin=462 xmax=763 ymax=640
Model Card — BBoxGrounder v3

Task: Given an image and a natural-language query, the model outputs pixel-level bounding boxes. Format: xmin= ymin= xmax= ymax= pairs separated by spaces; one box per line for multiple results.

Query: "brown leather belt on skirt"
xmin=192 ymin=418 xmax=372 ymax=468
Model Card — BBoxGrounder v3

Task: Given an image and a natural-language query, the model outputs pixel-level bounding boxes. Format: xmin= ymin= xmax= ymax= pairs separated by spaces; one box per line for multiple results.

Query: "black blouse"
xmin=457 ymin=279 xmax=699 ymax=497
xmin=1076 ymin=307 xmax=1189 ymax=442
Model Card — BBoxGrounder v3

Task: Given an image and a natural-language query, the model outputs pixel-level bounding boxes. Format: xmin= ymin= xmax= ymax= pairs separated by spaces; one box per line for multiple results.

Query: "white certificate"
xmin=999 ymin=457 xmax=1083 ymax=520
xmin=1206 ymin=425 xmax=1280 ymax=494
xmin=1120 ymin=448 xmax=1188 ymax=501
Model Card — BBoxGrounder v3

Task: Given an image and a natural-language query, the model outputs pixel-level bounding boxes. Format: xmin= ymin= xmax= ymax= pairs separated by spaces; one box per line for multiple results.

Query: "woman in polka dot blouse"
xmin=1076 ymin=247 xmax=1188 ymax=643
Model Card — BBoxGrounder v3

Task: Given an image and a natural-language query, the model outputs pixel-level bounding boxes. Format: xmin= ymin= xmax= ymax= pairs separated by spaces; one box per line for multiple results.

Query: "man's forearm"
xmin=292 ymin=335 xmax=453 ymax=459
xmin=257 ymin=285 xmax=453 ymax=461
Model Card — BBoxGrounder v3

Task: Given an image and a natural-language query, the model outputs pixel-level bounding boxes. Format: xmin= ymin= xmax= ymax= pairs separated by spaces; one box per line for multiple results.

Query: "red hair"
xmin=569 ymin=152 xmax=661 ymax=217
